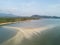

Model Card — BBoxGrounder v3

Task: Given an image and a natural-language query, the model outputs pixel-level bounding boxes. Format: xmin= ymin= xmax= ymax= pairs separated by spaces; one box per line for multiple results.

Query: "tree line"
xmin=0 ymin=17 xmax=39 ymax=23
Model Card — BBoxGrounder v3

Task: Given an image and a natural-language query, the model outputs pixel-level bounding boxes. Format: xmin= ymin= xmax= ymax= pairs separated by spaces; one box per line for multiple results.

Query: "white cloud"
xmin=0 ymin=1 xmax=60 ymax=16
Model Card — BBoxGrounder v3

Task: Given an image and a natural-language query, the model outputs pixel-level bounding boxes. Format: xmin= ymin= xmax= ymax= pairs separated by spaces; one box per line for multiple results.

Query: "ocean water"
xmin=0 ymin=19 xmax=60 ymax=45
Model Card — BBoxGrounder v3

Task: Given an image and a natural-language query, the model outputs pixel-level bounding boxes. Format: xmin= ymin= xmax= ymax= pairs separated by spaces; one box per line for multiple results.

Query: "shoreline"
xmin=0 ymin=22 xmax=17 ymax=26
xmin=0 ymin=19 xmax=40 ymax=26
xmin=0 ymin=20 xmax=30 ymax=26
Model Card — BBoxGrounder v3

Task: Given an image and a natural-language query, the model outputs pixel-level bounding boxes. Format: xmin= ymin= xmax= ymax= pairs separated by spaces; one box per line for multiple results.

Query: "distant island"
xmin=31 ymin=15 xmax=60 ymax=19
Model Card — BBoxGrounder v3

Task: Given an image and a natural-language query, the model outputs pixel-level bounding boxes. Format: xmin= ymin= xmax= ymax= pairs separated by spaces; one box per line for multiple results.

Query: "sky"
xmin=0 ymin=0 xmax=60 ymax=16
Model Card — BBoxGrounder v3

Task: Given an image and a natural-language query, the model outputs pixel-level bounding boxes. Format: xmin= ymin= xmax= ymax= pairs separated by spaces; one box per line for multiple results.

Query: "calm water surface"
xmin=0 ymin=19 xmax=60 ymax=45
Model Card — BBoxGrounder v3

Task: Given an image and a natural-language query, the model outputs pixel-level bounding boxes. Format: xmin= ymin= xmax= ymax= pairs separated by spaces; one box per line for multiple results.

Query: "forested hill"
xmin=31 ymin=15 xmax=60 ymax=19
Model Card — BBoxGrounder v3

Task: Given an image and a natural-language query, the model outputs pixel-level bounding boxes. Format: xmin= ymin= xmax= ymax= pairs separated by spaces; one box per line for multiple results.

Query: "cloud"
xmin=0 ymin=0 xmax=60 ymax=16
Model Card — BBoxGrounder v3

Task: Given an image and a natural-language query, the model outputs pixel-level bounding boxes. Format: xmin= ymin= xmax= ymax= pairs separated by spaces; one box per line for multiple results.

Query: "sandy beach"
xmin=1 ymin=25 xmax=55 ymax=45
xmin=0 ymin=22 xmax=17 ymax=26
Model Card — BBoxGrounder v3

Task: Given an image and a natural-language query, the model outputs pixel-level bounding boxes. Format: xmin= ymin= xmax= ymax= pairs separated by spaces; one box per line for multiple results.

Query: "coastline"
xmin=0 ymin=19 xmax=40 ymax=26
xmin=0 ymin=22 xmax=17 ymax=26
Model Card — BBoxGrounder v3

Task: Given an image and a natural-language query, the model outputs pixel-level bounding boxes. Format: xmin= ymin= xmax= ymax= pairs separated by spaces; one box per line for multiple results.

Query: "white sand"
xmin=0 ymin=22 xmax=17 ymax=25
xmin=1 ymin=25 xmax=55 ymax=45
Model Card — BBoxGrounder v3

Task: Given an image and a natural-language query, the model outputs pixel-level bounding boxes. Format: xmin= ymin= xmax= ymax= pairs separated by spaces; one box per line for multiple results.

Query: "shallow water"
xmin=0 ymin=19 xmax=60 ymax=45
xmin=0 ymin=27 xmax=17 ymax=44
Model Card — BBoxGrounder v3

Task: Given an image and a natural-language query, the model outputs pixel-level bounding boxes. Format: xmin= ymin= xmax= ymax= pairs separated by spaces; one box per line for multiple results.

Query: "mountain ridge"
xmin=0 ymin=13 xmax=16 ymax=17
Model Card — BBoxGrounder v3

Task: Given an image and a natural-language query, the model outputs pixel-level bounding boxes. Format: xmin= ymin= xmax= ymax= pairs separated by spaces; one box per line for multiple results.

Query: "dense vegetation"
xmin=0 ymin=17 xmax=39 ymax=23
